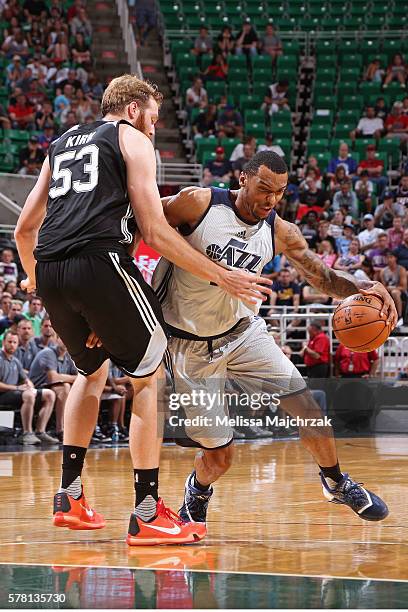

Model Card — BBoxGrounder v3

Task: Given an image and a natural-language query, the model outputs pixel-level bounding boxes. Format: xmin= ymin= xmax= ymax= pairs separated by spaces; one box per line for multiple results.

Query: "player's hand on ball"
xmin=359 ymin=282 xmax=398 ymax=329
xmin=86 ymin=331 xmax=102 ymax=349
xmin=20 ymin=277 xmax=36 ymax=293
xmin=219 ymin=269 xmax=272 ymax=305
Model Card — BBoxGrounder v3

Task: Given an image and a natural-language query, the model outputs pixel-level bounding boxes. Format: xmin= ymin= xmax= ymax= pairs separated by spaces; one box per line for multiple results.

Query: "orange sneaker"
xmin=53 ymin=490 xmax=106 ymax=530
xmin=126 ymin=498 xmax=206 ymax=546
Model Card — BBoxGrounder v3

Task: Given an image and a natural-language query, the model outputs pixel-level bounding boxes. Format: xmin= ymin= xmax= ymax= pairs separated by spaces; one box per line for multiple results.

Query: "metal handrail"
xmin=116 ymin=0 xmax=138 ymax=75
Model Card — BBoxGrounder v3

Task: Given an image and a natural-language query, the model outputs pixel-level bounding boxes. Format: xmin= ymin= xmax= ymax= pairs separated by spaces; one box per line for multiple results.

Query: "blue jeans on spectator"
xmin=236 ymin=46 xmax=257 ymax=58
xmin=311 ymin=389 xmax=328 ymax=416
xmin=136 ymin=7 xmax=156 ymax=29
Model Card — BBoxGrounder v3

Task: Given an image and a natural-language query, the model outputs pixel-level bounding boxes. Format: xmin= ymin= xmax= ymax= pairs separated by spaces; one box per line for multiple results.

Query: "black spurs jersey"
xmin=35 ymin=119 xmax=137 ymax=261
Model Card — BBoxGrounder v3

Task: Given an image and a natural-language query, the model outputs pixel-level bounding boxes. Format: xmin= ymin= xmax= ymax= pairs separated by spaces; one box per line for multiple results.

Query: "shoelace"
xmin=158 ymin=501 xmax=184 ymax=525
xmin=333 ymin=478 xmax=367 ymax=507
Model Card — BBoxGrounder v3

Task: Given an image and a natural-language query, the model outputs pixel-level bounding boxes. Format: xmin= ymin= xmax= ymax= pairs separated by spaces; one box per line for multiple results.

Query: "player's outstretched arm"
xmin=275 ymin=216 xmax=398 ymax=328
xmin=121 ymin=127 xmax=272 ymax=305
xmin=14 ymin=157 xmax=51 ymax=292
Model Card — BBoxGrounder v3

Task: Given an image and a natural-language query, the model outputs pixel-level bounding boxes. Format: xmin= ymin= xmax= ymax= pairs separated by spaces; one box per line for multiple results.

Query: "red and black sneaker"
xmin=126 ymin=498 xmax=206 ymax=546
xmin=53 ymin=489 xmax=106 ymax=530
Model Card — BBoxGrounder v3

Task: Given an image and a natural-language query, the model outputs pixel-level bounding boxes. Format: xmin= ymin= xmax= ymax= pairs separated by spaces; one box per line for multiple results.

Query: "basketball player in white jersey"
xmin=150 ymin=151 xmax=396 ymax=532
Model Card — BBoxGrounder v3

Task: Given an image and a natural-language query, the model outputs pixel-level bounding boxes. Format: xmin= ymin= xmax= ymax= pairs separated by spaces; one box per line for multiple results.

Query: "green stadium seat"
xmin=251 ymin=83 xmax=269 ymax=100
xmin=228 ymin=55 xmax=247 ymax=69
xmin=334 ymin=123 xmax=354 ymax=139
xmin=175 ymin=52 xmax=197 ymax=69
xmin=315 ymin=96 xmax=337 ymax=112
xmin=381 ymin=39 xmax=403 ymax=61
xmin=277 ymin=55 xmax=298 ymax=70
xmin=284 ymin=41 xmax=301 ymax=55
xmin=354 ymin=138 xmax=375 ymax=157
xmin=339 ymin=53 xmax=363 ymax=67
xmin=220 ymin=137 xmax=241 ymax=157
xmin=313 ymin=151 xmax=331 ymax=168
xmin=339 ymin=66 xmax=361 ymax=80
xmin=315 ymin=67 xmax=337 ymax=82
xmin=270 ymin=122 xmax=292 ymax=138
xmin=313 ymin=110 xmax=334 ymax=127
xmin=228 ymin=67 xmax=249 ymax=82
xmin=202 ymin=151 xmax=216 ymax=166
xmin=206 ymin=81 xmax=226 ymax=101
xmin=195 ymin=137 xmax=219 ymax=163
xmin=315 ymin=40 xmax=335 ymax=55
xmin=337 ymin=81 xmax=358 ymax=100
xmin=378 ymin=138 xmax=401 ymax=167
xmin=307 ymin=138 xmax=330 ymax=155
xmin=316 ymin=54 xmax=337 ymax=69
xmin=338 ymin=109 xmax=360 ymax=124
xmin=314 ymin=82 xmax=334 ymax=98
xmin=252 ymin=55 xmax=272 ymax=70
xmin=360 ymin=40 xmax=381 ymax=55
xmin=252 ymin=68 xmax=273 ymax=83
xmin=341 ymin=94 xmax=364 ymax=111
xmin=244 ymin=109 xmax=265 ymax=125
xmin=359 ymin=81 xmax=382 ymax=102
xmin=273 ymin=137 xmax=291 ymax=157
xmin=310 ymin=124 xmax=331 ymax=139
xmin=0 ymin=160 xmax=15 ymax=173
xmin=245 ymin=122 xmax=266 ymax=138
xmin=229 ymin=81 xmax=251 ymax=104
xmin=338 ymin=40 xmax=360 ymax=57
xmin=170 ymin=40 xmax=193 ymax=55
xmin=239 ymin=94 xmax=262 ymax=112
xmin=6 ymin=130 xmax=29 ymax=143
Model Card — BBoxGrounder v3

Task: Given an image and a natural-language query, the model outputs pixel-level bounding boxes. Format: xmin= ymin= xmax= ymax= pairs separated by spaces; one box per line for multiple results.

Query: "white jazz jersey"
xmin=152 ymin=187 xmax=276 ymax=337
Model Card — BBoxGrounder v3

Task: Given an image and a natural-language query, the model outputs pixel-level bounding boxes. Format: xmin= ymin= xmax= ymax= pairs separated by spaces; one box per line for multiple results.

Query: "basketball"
xmin=333 ymin=294 xmax=391 ymax=353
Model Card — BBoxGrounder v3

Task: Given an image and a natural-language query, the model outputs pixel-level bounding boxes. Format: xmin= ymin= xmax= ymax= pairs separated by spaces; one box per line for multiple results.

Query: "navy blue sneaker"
xmin=179 ymin=471 xmax=213 ymax=524
xmin=320 ymin=472 xmax=389 ymax=521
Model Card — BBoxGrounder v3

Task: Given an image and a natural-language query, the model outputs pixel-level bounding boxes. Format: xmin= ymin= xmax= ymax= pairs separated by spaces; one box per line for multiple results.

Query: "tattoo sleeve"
xmin=283 ymin=223 xmax=375 ymax=300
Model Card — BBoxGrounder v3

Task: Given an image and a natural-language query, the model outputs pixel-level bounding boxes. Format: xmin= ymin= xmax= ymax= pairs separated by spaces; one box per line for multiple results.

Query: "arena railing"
xmin=116 ymin=0 xmax=140 ymax=76
xmin=155 ymin=150 xmax=203 ymax=185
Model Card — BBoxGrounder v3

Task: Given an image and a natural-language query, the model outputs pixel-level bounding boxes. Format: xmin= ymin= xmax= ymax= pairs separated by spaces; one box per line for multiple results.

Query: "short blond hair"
xmin=101 ymin=74 xmax=163 ymax=116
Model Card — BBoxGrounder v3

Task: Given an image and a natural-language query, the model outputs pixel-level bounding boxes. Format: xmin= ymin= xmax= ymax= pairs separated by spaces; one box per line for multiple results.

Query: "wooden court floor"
xmin=0 ymin=436 xmax=407 ymax=585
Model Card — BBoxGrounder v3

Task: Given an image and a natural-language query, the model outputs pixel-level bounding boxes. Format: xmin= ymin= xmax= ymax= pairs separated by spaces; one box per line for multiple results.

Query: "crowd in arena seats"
xmin=0 ymin=0 xmax=104 ymax=175
xmin=0 ymin=251 xmax=131 ymax=445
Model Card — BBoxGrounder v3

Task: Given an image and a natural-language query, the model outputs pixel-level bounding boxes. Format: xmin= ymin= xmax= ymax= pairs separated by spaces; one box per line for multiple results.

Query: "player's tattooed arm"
xmin=275 ymin=218 xmax=398 ymax=327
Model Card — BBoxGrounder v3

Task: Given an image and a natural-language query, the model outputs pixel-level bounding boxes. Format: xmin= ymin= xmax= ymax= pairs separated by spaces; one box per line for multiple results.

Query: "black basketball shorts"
xmin=36 ymin=248 xmax=168 ymax=378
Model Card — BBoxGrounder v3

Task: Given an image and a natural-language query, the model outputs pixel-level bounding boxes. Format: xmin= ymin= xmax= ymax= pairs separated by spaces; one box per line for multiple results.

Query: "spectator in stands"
xmin=59 ymin=110 xmax=78 ymax=134
xmin=84 ymin=72 xmax=104 ymax=100
xmin=388 ymin=215 xmax=405 ymax=250
xmin=354 ymin=170 xmax=374 ymax=214
xmin=4 ymin=280 xmax=24 ymax=302
xmin=397 ymin=360 xmax=408 ymax=380
xmin=192 ymin=103 xmax=217 ymax=139
xmin=70 ymin=6 xmax=92 ymax=39
xmin=235 ymin=19 xmax=258 ymax=58
xmin=214 ymin=26 xmax=235 ymax=59
xmin=192 ymin=26 xmax=213 ymax=60
xmin=401 ymin=95 xmax=408 ymax=116
xmin=331 ymin=180 xmax=359 ymax=219
xmin=134 ymin=0 xmax=156 ymax=45
xmin=0 ymin=294 xmax=12 ymax=319
xmin=47 ymin=31 xmax=70 ymax=62
xmin=395 ymin=174 xmax=408 ymax=208
xmin=0 ymin=103 xmax=11 ymax=130
xmin=297 ymin=177 xmax=330 ymax=220
xmin=302 ymin=322 xmax=330 ymax=379
xmin=381 ymin=250 xmax=407 ymax=327
xmin=300 ymin=155 xmax=322 ymax=182
xmin=334 ymin=238 xmax=364 ymax=274
xmin=335 ymin=223 xmax=355 ymax=256
xmin=29 ymin=335 xmax=77 ymax=442
xmin=38 ymin=123 xmax=58 ymax=152
xmin=186 ymin=76 xmax=208 ymax=115
xmin=317 ymin=240 xmax=337 ymax=268
xmin=374 ymin=191 xmax=404 ymax=230
xmin=302 ymin=282 xmax=331 ymax=306
xmin=217 ymin=104 xmax=243 ymax=139
xmin=334 ymin=344 xmax=379 ymax=378
xmin=357 ymin=144 xmax=388 ymax=198
xmin=0 ymin=249 xmax=18 ymax=284
xmin=35 ymin=99 xmax=56 ymax=130
xmin=23 ymin=296 xmax=43 ymax=336
xmin=33 ymin=316 xmax=56 ymax=353
xmin=203 ymin=53 xmax=228 ymax=82
xmin=0 ymin=331 xmax=58 ymax=445
xmin=358 ymin=214 xmax=384 ymax=253
xmin=18 ymin=160 xmax=40 ymax=177
xmin=18 ymin=135 xmax=45 ymax=171
xmin=383 ymin=53 xmax=407 ymax=87
xmin=364 ymin=58 xmax=385 ymax=83
xmin=2 ymin=29 xmax=30 ymax=59
xmin=26 ymin=78 xmax=47 ymax=107
xmin=67 ymin=0 xmax=83 ymax=21
xmin=15 ymin=319 xmax=37 ymax=372
xmin=367 ymin=232 xmax=389 ymax=279
xmin=264 ymin=79 xmax=290 ymax=116
xmin=71 ymin=32 xmax=91 ymax=65
xmin=103 ymin=362 xmax=131 ymax=442
xmin=257 ymin=132 xmax=285 ymax=156
xmin=231 ymin=142 xmax=253 ymax=182
xmin=350 ymin=106 xmax=384 ymax=142
xmin=326 ymin=142 xmax=358 ymax=180
xmin=27 ymin=54 xmax=48 ymax=80
xmin=230 ymin=135 xmax=256 ymax=162
xmin=328 ymin=210 xmax=346 ymax=240
xmin=258 ymin=24 xmax=282 ymax=63
xmin=384 ymin=101 xmax=408 ymax=141
xmin=374 ymin=96 xmax=388 ymax=121
xmin=23 ymin=0 xmax=48 ymax=19
xmin=0 ymin=300 xmax=23 ymax=335
xmin=75 ymin=88 xmax=93 ymax=123
xmin=202 ymin=146 xmax=233 ymax=186
xmin=328 ymin=165 xmax=347 ymax=196
xmin=7 ymin=93 xmax=35 ymax=129
xmin=5 ymin=55 xmax=23 ymax=88
xmin=268 ymin=269 xmax=300 ymax=316
xmin=262 ymin=255 xmax=281 ymax=282
xmin=394 ymin=228 xmax=408 ymax=269
xmin=16 ymin=67 xmax=34 ymax=94
xmin=299 ymin=210 xmax=319 ymax=248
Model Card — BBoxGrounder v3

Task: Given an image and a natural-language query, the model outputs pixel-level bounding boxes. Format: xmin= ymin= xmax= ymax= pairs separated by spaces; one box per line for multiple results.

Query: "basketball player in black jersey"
xmin=14 ymin=75 xmax=272 ymax=545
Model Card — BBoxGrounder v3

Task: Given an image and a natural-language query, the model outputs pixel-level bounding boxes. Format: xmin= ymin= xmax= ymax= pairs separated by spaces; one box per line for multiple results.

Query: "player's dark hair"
xmin=243 ymin=151 xmax=288 ymax=177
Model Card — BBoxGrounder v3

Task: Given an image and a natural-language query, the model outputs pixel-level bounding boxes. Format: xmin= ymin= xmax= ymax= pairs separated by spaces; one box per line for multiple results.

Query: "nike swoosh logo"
xmin=80 ymin=505 xmax=93 ymax=518
xmin=143 ymin=523 xmax=181 ymax=535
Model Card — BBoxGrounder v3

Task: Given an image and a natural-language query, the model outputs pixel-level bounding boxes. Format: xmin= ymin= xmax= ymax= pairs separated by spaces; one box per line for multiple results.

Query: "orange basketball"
xmin=332 ymin=293 xmax=391 ymax=353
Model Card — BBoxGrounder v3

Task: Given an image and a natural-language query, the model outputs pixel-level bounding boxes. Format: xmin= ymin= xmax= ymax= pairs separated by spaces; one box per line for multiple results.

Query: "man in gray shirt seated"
xmin=29 ymin=335 xmax=77 ymax=443
xmin=0 ymin=330 xmax=58 ymax=445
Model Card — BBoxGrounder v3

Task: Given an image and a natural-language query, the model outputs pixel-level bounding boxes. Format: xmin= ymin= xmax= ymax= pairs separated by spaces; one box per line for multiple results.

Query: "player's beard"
xmin=135 ymin=110 xmax=151 ymax=140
